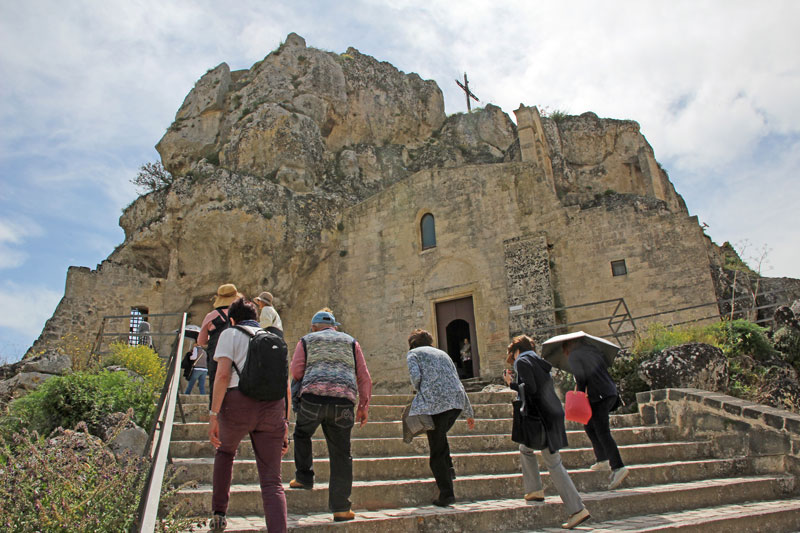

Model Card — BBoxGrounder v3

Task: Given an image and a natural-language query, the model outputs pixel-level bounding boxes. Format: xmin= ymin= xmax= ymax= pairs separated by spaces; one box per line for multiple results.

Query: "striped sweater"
xmin=300 ymin=329 xmax=358 ymax=404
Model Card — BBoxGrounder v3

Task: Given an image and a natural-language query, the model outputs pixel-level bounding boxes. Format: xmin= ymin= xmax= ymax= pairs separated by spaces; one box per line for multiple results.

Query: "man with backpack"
xmin=207 ymin=297 xmax=290 ymax=533
xmin=198 ymin=284 xmax=240 ymax=408
xmin=289 ymin=308 xmax=372 ymax=522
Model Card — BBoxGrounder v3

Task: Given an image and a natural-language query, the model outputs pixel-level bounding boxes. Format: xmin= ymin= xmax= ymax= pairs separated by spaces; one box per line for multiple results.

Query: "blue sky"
xmin=1 ymin=1 xmax=799 ymax=362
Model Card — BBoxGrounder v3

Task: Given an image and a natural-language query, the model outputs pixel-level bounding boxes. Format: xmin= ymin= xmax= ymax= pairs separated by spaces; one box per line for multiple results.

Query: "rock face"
xmin=31 ymin=32 xmax=786 ymax=391
xmin=639 ymin=343 xmax=730 ymax=392
xmin=157 ymin=32 xmax=445 ymax=183
xmin=0 ymin=350 xmax=72 ymax=404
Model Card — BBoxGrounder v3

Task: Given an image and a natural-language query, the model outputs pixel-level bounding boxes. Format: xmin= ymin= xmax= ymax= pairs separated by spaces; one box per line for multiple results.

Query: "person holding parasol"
xmin=542 ymin=331 xmax=629 ymax=491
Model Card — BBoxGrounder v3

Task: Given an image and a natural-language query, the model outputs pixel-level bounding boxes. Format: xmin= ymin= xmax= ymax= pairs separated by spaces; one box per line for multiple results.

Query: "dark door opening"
xmin=435 ymin=296 xmax=479 ymax=378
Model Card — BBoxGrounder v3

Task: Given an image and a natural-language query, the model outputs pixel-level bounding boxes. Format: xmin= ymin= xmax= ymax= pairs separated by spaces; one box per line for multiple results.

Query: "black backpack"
xmin=232 ymin=325 xmax=288 ymax=402
xmin=206 ymin=309 xmax=230 ymax=408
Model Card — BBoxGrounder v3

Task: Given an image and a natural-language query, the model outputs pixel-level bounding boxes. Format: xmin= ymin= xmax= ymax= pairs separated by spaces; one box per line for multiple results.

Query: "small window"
xmin=611 ymin=260 xmax=627 ymax=277
xmin=421 ymin=213 xmax=436 ymax=250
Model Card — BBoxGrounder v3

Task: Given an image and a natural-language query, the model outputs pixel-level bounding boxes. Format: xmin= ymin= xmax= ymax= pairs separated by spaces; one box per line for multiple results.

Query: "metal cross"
xmin=455 ymin=73 xmax=480 ymax=112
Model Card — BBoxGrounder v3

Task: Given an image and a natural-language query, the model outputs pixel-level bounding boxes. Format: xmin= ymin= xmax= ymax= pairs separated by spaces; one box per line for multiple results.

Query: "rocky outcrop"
xmin=0 ymin=350 xmax=72 ymax=404
xmin=639 ymin=343 xmax=730 ymax=392
xmin=157 ymin=32 xmax=445 ymax=185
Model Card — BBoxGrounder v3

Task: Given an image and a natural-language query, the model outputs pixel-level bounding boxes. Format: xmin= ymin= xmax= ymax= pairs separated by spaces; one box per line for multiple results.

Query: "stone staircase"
xmin=172 ymin=391 xmax=800 ymax=532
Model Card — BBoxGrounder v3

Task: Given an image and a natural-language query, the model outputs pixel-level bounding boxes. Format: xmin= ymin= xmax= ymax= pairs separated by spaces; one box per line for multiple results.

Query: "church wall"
xmin=300 ymin=162 xmax=558 ymax=391
xmin=547 ymin=205 xmax=719 ymax=340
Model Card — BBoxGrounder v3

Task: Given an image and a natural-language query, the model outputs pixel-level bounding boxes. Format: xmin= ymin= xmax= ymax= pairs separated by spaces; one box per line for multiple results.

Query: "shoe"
xmin=333 ymin=510 xmax=355 ymax=522
xmin=524 ymin=490 xmax=545 ymax=502
xmin=608 ymin=466 xmax=629 ymax=490
xmin=289 ymin=479 xmax=312 ymax=489
xmin=432 ymin=495 xmax=456 ymax=507
xmin=449 ymin=466 xmax=457 ymax=480
xmin=590 ymin=460 xmax=611 ymax=471
xmin=561 ymin=507 xmax=590 ymax=529
xmin=210 ymin=512 xmax=227 ymax=532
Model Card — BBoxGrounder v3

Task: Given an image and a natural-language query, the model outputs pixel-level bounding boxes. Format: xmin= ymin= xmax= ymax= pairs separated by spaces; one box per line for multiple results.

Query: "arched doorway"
xmin=435 ymin=296 xmax=479 ymax=378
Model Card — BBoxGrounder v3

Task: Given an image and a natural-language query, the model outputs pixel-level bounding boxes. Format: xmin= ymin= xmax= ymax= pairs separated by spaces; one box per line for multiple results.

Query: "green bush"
xmin=0 ymin=422 xmax=195 ymax=532
xmin=1 ymin=370 xmax=156 ymax=439
xmin=632 ymin=322 xmax=719 ymax=358
xmin=708 ymin=319 xmax=776 ymax=360
xmin=103 ymin=341 xmax=165 ymax=392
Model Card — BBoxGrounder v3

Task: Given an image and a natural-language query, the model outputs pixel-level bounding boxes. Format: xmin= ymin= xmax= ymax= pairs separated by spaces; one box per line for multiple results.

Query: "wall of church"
xmin=546 ymin=204 xmax=719 ymax=340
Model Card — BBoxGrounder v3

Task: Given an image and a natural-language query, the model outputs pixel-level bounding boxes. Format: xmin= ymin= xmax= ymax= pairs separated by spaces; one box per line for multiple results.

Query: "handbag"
xmin=565 ymin=387 xmax=592 ymax=424
xmin=401 ymin=402 xmax=435 ymax=443
xmin=510 ymin=383 xmax=547 ymax=450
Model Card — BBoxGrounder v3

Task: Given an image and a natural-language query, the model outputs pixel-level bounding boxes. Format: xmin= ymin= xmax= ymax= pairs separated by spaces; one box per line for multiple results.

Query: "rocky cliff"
xmin=29 ymin=32 xmax=729 ymax=358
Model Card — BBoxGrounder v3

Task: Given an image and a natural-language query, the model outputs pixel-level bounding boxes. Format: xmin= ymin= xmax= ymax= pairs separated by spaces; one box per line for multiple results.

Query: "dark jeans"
xmin=293 ymin=399 xmax=355 ymax=512
xmin=426 ymin=409 xmax=461 ymax=499
xmin=584 ymin=395 xmax=624 ymax=470
xmin=213 ymin=389 xmax=287 ymax=533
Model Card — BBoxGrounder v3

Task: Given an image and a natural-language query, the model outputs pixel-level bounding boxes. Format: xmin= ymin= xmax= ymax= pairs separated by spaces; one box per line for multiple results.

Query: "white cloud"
xmin=0 ymin=281 xmax=62 ymax=337
xmin=0 ymin=219 xmax=41 ymax=269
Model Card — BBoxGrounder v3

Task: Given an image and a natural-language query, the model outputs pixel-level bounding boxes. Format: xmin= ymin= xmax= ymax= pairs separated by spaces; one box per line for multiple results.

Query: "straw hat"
xmin=211 ymin=283 xmax=239 ymax=308
xmin=254 ymin=291 xmax=274 ymax=306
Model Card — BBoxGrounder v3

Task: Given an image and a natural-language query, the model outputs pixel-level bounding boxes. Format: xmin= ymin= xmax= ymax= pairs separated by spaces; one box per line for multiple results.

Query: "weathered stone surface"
xmin=94 ymin=411 xmax=149 ymax=456
xmin=639 ymin=343 xmax=730 ymax=392
xmin=0 ymin=350 xmax=72 ymax=403
xmin=754 ymin=364 xmax=800 ymax=412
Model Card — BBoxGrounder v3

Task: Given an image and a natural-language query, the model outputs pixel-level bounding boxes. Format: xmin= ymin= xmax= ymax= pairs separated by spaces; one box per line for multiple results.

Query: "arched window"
xmin=421 ymin=213 xmax=436 ymax=250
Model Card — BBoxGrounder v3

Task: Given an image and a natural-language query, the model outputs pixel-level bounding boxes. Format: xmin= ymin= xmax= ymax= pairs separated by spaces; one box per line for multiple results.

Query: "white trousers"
xmin=519 ymin=444 xmax=584 ymax=515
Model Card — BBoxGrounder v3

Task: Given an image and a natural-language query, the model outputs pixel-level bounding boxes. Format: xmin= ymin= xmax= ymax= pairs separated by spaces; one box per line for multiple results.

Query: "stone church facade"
xmin=30 ymin=34 xmax=722 ymax=391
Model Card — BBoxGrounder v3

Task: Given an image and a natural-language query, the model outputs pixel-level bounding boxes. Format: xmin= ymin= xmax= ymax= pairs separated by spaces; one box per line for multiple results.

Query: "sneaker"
xmin=210 ymin=513 xmax=227 ymax=532
xmin=333 ymin=510 xmax=355 ymax=522
xmin=608 ymin=466 xmax=629 ymax=490
xmin=432 ymin=495 xmax=456 ymax=507
xmin=289 ymin=478 xmax=312 ymax=489
xmin=524 ymin=489 xmax=544 ymax=502
xmin=590 ymin=460 xmax=611 ymax=471
xmin=561 ymin=507 xmax=590 ymax=529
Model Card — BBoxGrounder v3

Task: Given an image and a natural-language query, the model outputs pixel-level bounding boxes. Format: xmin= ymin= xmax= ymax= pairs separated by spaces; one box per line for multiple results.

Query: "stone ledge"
xmin=638 ymin=387 xmax=800 ymax=440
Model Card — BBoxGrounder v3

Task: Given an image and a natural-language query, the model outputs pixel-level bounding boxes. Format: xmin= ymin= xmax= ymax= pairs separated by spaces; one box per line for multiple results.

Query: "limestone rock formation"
xmin=639 ymin=343 xmax=730 ymax=392
xmin=31 ymin=33 xmax=797 ymax=392
xmin=0 ymin=350 xmax=72 ymax=404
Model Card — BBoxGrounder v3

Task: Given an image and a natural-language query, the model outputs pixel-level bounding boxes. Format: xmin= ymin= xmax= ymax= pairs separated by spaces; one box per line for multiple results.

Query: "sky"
xmin=1 ymin=1 xmax=799 ymax=362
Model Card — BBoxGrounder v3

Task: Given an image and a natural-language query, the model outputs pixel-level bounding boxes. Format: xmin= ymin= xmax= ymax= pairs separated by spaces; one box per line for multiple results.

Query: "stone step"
xmin=171 ymin=412 xmax=644 ymax=441
xmin=172 ymin=440 xmax=713 ymax=485
xmin=177 ymin=457 xmax=755 ymax=516
xmin=175 ymin=401 xmax=515 ymax=423
xmin=181 ymin=475 xmax=796 ymax=532
xmin=544 ymin=498 xmax=800 ymax=533
xmin=178 ymin=391 xmax=516 ymax=407
xmin=170 ymin=425 xmax=676 ymax=460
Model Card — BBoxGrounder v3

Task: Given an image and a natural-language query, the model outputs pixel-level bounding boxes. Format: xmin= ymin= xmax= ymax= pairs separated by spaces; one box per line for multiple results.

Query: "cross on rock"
xmin=455 ymin=73 xmax=479 ymax=112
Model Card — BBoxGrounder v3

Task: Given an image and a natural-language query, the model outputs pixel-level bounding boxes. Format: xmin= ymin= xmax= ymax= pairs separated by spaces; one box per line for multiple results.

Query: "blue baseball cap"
xmin=311 ymin=311 xmax=340 ymax=326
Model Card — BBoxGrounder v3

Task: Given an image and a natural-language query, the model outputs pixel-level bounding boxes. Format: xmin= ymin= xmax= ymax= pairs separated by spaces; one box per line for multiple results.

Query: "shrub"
xmin=131 ymin=161 xmax=174 ymax=193
xmin=632 ymin=322 xmax=719 ymax=358
xmin=104 ymin=342 xmax=165 ymax=392
xmin=0 ymin=421 xmax=196 ymax=532
xmin=1 ymin=370 xmax=156 ymax=439
xmin=708 ymin=319 xmax=776 ymax=361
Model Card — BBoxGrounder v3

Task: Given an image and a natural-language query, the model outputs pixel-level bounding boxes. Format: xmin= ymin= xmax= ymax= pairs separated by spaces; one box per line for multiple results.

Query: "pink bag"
xmin=565 ymin=389 xmax=592 ymax=424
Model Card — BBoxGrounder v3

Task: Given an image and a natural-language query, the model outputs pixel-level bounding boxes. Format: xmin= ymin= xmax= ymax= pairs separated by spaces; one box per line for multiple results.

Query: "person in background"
xmin=504 ymin=334 xmax=590 ymax=530
xmin=208 ymin=297 xmax=290 ymax=533
xmin=184 ymin=344 xmax=208 ymax=394
xmin=198 ymin=283 xmax=241 ymax=408
xmin=255 ymin=291 xmax=283 ymax=331
xmin=405 ymin=329 xmax=475 ymax=507
xmin=564 ymin=338 xmax=629 ymax=490
xmin=289 ymin=309 xmax=372 ymax=522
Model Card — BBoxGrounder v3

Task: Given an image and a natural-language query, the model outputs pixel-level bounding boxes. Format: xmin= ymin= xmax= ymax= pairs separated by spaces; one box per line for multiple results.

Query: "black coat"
xmin=568 ymin=343 xmax=618 ymax=403
xmin=511 ymin=352 xmax=568 ymax=453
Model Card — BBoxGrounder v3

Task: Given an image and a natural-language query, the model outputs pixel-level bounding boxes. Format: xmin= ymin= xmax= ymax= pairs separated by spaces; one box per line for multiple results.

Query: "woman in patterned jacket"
xmin=405 ymin=329 xmax=475 ymax=507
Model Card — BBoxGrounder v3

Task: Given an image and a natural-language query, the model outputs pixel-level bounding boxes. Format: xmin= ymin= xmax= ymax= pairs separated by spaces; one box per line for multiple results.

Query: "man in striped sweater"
xmin=289 ymin=308 xmax=372 ymax=522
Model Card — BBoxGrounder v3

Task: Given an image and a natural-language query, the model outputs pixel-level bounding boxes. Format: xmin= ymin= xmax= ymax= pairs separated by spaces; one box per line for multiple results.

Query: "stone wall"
xmin=638 ymin=388 xmax=800 ymax=475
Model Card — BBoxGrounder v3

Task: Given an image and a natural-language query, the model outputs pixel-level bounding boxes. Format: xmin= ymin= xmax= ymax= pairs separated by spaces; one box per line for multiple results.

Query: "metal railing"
xmin=131 ymin=313 xmax=188 ymax=533
xmin=524 ymin=287 xmax=795 ymax=347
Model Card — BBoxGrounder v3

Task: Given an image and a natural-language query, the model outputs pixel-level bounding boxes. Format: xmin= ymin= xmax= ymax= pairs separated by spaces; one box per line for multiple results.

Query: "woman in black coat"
xmin=564 ymin=338 xmax=629 ymax=490
xmin=504 ymin=335 xmax=590 ymax=530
